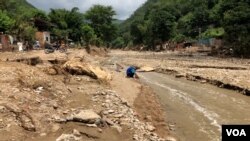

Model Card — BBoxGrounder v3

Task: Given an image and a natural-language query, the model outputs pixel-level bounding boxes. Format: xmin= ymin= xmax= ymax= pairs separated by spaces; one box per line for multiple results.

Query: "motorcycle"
xmin=44 ymin=43 xmax=67 ymax=54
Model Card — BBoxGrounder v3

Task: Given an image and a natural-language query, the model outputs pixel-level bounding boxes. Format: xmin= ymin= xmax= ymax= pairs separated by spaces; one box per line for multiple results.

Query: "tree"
xmin=130 ymin=20 xmax=146 ymax=44
xmin=66 ymin=7 xmax=84 ymax=42
xmin=112 ymin=37 xmax=125 ymax=48
xmin=49 ymin=9 xmax=70 ymax=40
xmin=49 ymin=8 xmax=84 ymax=42
xmin=85 ymin=5 xmax=117 ymax=46
xmin=220 ymin=0 xmax=250 ymax=57
xmin=14 ymin=9 xmax=38 ymax=41
xmin=81 ymin=25 xmax=96 ymax=52
xmin=147 ymin=9 xmax=175 ymax=48
xmin=0 ymin=10 xmax=14 ymax=32
xmin=33 ymin=10 xmax=50 ymax=31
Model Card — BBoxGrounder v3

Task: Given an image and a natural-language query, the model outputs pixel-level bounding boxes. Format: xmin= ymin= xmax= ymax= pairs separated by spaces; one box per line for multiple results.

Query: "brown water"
xmin=139 ymin=72 xmax=250 ymax=141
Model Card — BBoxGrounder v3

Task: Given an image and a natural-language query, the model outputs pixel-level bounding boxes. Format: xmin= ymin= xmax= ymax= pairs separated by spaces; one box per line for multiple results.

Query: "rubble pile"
xmin=89 ymin=90 xmax=174 ymax=141
xmin=52 ymin=89 xmax=175 ymax=141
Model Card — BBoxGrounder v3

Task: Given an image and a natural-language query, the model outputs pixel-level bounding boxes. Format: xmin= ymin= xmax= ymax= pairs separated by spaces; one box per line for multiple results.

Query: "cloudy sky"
xmin=27 ymin=0 xmax=147 ymax=20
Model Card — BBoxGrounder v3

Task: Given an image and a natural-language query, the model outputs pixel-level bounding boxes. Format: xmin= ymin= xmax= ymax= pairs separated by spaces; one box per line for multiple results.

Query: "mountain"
xmin=119 ymin=0 xmax=225 ymax=43
xmin=0 ymin=0 xmax=36 ymax=16
xmin=120 ymin=0 xmax=170 ymax=32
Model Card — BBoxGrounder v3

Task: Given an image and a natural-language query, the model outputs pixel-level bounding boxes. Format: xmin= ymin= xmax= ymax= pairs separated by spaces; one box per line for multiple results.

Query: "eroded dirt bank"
xmin=110 ymin=50 xmax=250 ymax=95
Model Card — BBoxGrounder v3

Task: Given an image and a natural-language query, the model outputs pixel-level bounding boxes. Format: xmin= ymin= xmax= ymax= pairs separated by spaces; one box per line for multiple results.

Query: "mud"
xmin=139 ymin=72 xmax=250 ymax=141
xmin=134 ymin=86 xmax=170 ymax=138
xmin=0 ymin=49 xmax=172 ymax=141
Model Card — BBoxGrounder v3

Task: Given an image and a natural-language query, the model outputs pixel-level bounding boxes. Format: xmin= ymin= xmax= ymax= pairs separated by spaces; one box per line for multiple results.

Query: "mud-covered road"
xmin=139 ymin=72 xmax=250 ymax=141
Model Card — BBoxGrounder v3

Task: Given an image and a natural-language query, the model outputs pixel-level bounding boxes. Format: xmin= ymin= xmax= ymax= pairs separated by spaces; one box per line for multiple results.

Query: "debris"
xmin=137 ymin=66 xmax=155 ymax=72
xmin=175 ymin=73 xmax=185 ymax=78
xmin=146 ymin=124 xmax=156 ymax=132
xmin=71 ymin=109 xmax=101 ymax=124
xmin=56 ymin=133 xmax=81 ymax=141
xmin=52 ymin=124 xmax=61 ymax=132
xmin=3 ymin=104 xmax=36 ymax=132
xmin=63 ymin=59 xmax=112 ymax=81
xmin=40 ymin=133 xmax=47 ymax=137
xmin=73 ymin=129 xmax=81 ymax=137
xmin=34 ymin=86 xmax=44 ymax=94
xmin=98 ymin=128 xmax=103 ymax=133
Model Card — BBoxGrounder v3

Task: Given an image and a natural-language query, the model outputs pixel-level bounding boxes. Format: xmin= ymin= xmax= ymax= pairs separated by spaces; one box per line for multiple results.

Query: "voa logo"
xmin=226 ymin=129 xmax=246 ymax=136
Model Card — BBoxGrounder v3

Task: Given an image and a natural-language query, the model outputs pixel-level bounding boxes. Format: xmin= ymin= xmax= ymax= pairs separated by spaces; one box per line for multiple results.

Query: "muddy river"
xmin=139 ymin=72 xmax=250 ymax=141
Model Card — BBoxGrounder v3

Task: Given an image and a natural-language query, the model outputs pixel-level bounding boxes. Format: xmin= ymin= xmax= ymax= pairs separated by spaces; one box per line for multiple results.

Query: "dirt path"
xmin=139 ymin=72 xmax=250 ymax=141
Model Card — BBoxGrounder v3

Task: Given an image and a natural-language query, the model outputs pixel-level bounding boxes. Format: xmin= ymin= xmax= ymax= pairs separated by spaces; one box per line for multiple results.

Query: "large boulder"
xmin=63 ymin=59 xmax=112 ymax=81
xmin=72 ymin=110 xmax=101 ymax=124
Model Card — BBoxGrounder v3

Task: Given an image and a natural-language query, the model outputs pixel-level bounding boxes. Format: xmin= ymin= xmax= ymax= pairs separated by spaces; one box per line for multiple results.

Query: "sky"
xmin=26 ymin=0 xmax=147 ymax=20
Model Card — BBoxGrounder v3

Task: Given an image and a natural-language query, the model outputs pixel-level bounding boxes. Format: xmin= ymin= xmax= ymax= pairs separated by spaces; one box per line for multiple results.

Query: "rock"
xmin=52 ymin=115 xmax=67 ymax=123
xmin=114 ymin=114 xmax=123 ymax=118
xmin=103 ymin=118 xmax=114 ymax=126
xmin=101 ymin=103 xmax=106 ymax=107
xmin=63 ymin=110 xmax=69 ymax=115
xmin=133 ymin=134 xmax=139 ymax=140
xmin=165 ymin=136 xmax=177 ymax=141
xmin=72 ymin=109 xmax=101 ymax=124
xmin=23 ymin=88 xmax=31 ymax=91
xmin=52 ymin=124 xmax=61 ymax=132
xmin=34 ymin=86 xmax=44 ymax=94
xmin=56 ymin=134 xmax=81 ymax=141
xmin=45 ymin=68 xmax=58 ymax=75
xmin=98 ymin=128 xmax=103 ymax=133
xmin=144 ymin=115 xmax=152 ymax=122
xmin=103 ymin=111 xmax=109 ymax=115
xmin=175 ymin=74 xmax=185 ymax=78
xmin=107 ymin=110 xmax=115 ymax=114
xmin=146 ymin=124 xmax=156 ymax=132
xmin=200 ymin=80 xmax=207 ymax=83
xmin=0 ymin=106 xmax=6 ymax=112
xmin=51 ymin=101 xmax=59 ymax=109
xmin=75 ymin=77 xmax=82 ymax=81
xmin=40 ymin=133 xmax=47 ymax=136
xmin=112 ymin=125 xmax=122 ymax=133
xmin=85 ymin=124 xmax=98 ymax=127
xmin=73 ymin=129 xmax=81 ymax=137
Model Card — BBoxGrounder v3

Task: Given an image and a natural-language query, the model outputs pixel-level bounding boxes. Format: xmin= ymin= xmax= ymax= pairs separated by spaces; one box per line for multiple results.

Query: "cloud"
xmin=26 ymin=0 xmax=147 ymax=20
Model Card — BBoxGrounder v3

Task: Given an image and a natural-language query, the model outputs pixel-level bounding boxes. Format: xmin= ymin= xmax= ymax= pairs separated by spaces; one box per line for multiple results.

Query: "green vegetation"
xmin=0 ymin=10 xmax=15 ymax=32
xmin=85 ymin=5 xmax=117 ymax=47
xmin=118 ymin=0 xmax=250 ymax=56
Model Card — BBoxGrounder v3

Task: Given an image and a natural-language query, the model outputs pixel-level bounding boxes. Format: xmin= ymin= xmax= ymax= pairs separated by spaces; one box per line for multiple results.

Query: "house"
xmin=0 ymin=32 xmax=14 ymax=51
xmin=34 ymin=17 xmax=55 ymax=48
xmin=35 ymin=31 xmax=51 ymax=48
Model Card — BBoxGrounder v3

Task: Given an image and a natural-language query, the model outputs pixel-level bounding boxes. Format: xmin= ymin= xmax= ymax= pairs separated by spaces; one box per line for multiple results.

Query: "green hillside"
xmin=0 ymin=0 xmax=36 ymax=16
xmin=116 ymin=0 xmax=250 ymax=56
